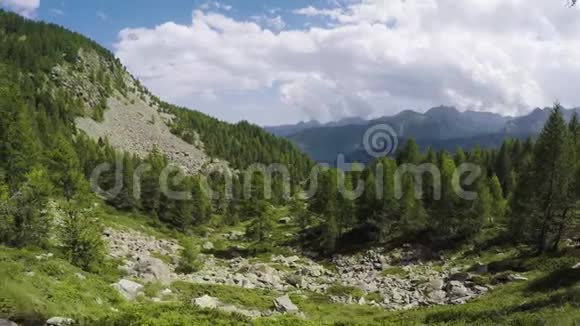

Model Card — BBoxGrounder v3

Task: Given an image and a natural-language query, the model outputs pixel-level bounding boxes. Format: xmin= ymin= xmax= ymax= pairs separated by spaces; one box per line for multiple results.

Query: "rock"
xmin=112 ymin=279 xmax=144 ymax=300
xmin=426 ymin=290 xmax=447 ymax=304
xmin=446 ymin=281 xmax=470 ymax=299
xmin=45 ymin=317 xmax=75 ymax=326
xmin=278 ymin=217 xmax=292 ymax=224
xmin=449 ymin=272 xmax=470 ymax=282
xmin=0 ymin=319 xmax=17 ymax=326
xmin=573 ymin=262 xmax=580 ymax=269
xmin=358 ymin=297 xmax=366 ymax=305
xmin=426 ymin=278 xmax=445 ymax=291
xmin=507 ymin=274 xmax=528 ymax=282
xmin=132 ymin=255 xmax=171 ymax=285
xmin=202 ymin=241 xmax=214 ymax=251
xmin=274 ymin=295 xmax=299 ymax=313
xmin=75 ymin=273 xmax=86 ymax=280
xmin=193 ymin=295 xmax=221 ymax=309
xmin=161 ymin=288 xmax=173 ymax=296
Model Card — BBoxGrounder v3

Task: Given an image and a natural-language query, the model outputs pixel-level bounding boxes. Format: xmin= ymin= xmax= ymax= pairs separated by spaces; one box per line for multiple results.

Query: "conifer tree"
xmin=58 ymin=197 xmax=105 ymax=271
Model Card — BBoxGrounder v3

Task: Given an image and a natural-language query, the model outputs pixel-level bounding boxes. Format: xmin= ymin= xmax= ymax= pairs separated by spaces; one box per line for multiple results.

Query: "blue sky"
xmin=36 ymin=0 xmax=331 ymax=50
xmin=2 ymin=0 xmax=580 ymax=125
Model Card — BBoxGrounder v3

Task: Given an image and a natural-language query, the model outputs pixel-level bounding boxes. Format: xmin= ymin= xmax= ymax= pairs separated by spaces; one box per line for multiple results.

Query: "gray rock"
xmin=448 ymin=272 xmax=470 ymax=282
xmin=507 ymin=274 xmax=528 ymax=282
xmin=46 ymin=317 xmax=75 ymax=326
xmin=471 ymin=262 xmax=488 ymax=274
xmin=193 ymin=295 xmax=221 ymax=309
xmin=112 ymin=279 xmax=144 ymax=300
xmin=202 ymin=241 xmax=214 ymax=251
xmin=426 ymin=290 xmax=447 ymax=304
xmin=446 ymin=281 xmax=470 ymax=299
xmin=0 ymin=319 xmax=17 ymax=326
xmin=572 ymin=262 xmax=580 ymax=269
xmin=133 ymin=255 xmax=171 ymax=285
xmin=274 ymin=294 xmax=299 ymax=313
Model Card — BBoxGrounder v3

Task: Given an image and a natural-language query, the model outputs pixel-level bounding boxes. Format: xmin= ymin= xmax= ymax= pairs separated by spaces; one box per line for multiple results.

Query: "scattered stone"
xmin=161 ymin=288 xmax=173 ymax=296
xmin=112 ymin=279 xmax=144 ymax=300
xmin=274 ymin=295 xmax=299 ymax=313
xmin=45 ymin=317 xmax=75 ymax=326
xmin=202 ymin=241 xmax=214 ymax=251
xmin=193 ymin=295 xmax=221 ymax=309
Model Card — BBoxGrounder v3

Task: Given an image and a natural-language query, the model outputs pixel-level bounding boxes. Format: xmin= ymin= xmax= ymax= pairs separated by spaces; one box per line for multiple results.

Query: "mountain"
xmin=504 ymin=107 xmax=580 ymax=134
xmin=264 ymin=116 xmax=368 ymax=137
xmin=264 ymin=120 xmax=321 ymax=137
xmin=276 ymin=105 xmax=580 ymax=164
xmin=284 ymin=106 xmax=512 ymax=163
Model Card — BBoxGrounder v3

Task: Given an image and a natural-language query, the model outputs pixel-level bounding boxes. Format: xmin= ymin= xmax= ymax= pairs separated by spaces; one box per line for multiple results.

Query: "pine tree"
xmin=399 ymin=174 xmax=428 ymax=237
xmin=48 ymin=134 xmax=88 ymax=200
xmin=488 ymin=175 xmax=507 ymax=224
xmin=58 ymin=197 xmax=105 ymax=271
xmin=511 ymin=105 xmax=575 ymax=252
xmin=4 ymin=168 xmax=53 ymax=248
xmin=245 ymin=200 xmax=273 ymax=243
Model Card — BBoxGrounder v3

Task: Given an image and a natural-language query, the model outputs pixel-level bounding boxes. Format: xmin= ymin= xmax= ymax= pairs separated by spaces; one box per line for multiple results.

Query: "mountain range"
xmin=265 ymin=106 xmax=580 ymax=163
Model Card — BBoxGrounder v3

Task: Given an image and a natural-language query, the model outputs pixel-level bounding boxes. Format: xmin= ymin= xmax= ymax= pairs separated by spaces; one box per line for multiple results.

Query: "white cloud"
xmin=0 ymin=0 xmax=40 ymax=18
xmin=115 ymin=0 xmax=580 ymax=124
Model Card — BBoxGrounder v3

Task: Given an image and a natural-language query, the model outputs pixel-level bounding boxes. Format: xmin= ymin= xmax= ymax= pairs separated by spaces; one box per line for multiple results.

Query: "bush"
xmin=175 ymin=240 xmax=201 ymax=274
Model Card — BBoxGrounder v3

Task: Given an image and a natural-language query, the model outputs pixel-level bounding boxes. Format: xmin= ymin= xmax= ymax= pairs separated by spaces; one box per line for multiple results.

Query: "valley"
xmin=0 ymin=5 xmax=579 ymax=326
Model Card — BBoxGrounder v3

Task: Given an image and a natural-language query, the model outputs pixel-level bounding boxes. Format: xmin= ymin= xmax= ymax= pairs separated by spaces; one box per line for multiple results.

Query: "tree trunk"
xmin=550 ymin=208 xmax=570 ymax=252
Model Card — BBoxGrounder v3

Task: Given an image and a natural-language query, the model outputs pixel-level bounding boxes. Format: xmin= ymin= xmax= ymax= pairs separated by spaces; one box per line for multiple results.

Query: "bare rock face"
xmin=274 ymin=295 xmax=299 ymax=313
xmin=76 ymin=93 xmax=210 ymax=174
xmin=132 ymin=255 xmax=172 ymax=285
xmin=112 ymin=279 xmax=144 ymax=300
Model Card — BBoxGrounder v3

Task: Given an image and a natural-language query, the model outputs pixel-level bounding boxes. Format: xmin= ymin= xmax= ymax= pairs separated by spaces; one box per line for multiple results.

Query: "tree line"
xmin=309 ymin=106 xmax=579 ymax=254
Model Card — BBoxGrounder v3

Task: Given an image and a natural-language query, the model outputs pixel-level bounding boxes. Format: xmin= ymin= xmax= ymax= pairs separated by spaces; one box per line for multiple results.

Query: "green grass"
xmin=380 ymin=266 xmax=409 ymax=278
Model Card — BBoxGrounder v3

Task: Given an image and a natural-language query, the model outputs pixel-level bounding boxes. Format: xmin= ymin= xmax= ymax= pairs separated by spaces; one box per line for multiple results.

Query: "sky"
xmin=2 ymin=0 xmax=580 ymax=125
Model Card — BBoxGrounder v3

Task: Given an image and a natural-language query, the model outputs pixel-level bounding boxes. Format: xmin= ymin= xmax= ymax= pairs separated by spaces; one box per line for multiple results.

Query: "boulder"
xmin=274 ymin=295 xmax=299 ymax=313
xmin=132 ymin=255 xmax=171 ymax=285
xmin=45 ymin=317 xmax=75 ymax=326
xmin=112 ymin=279 xmax=144 ymax=300
xmin=193 ymin=295 xmax=221 ymax=309
xmin=446 ymin=281 xmax=470 ymax=299
xmin=448 ymin=272 xmax=470 ymax=282
xmin=426 ymin=290 xmax=447 ymax=305
xmin=202 ymin=241 xmax=214 ymax=251
xmin=0 ymin=319 xmax=17 ymax=326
